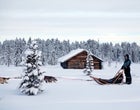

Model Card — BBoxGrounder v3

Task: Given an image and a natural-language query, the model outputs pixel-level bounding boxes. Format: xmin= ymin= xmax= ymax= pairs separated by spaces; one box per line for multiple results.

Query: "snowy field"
xmin=0 ymin=62 xmax=140 ymax=110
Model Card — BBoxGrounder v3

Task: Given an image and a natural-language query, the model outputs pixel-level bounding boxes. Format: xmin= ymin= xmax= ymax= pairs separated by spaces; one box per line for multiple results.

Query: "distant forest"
xmin=0 ymin=38 xmax=140 ymax=66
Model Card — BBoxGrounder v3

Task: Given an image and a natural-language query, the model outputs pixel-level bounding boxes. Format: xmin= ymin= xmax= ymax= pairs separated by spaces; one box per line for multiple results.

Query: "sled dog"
xmin=0 ymin=77 xmax=10 ymax=84
xmin=44 ymin=76 xmax=57 ymax=83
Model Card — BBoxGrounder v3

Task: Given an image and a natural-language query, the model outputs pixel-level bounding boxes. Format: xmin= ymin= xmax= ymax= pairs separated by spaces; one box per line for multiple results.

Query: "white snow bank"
xmin=0 ymin=62 xmax=140 ymax=110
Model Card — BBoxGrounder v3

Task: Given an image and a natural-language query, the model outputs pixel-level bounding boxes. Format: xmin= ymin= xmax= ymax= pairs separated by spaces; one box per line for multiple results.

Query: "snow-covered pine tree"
xmin=19 ymin=41 xmax=44 ymax=95
xmin=83 ymin=51 xmax=94 ymax=75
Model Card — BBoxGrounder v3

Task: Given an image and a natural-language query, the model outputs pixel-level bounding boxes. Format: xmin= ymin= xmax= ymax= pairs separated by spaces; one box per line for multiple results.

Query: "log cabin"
xmin=58 ymin=49 xmax=103 ymax=69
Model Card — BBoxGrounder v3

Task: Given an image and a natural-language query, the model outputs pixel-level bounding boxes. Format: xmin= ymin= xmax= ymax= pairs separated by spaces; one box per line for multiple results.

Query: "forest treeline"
xmin=0 ymin=38 xmax=140 ymax=66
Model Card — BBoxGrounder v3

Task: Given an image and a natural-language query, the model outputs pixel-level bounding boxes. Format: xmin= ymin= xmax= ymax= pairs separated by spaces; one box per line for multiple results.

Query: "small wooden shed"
xmin=58 ymin=49 xmax=103 ymax=69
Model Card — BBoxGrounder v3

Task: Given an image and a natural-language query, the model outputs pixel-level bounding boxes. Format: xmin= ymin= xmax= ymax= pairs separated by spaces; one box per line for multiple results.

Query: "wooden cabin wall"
xmin=61 ymin=51 xmax=102 ymax=69
xmin=68 ymin=51 xmax=87 ymax=69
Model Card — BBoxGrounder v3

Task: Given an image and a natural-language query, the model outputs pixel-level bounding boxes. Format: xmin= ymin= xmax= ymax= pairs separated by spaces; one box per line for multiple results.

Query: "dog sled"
xmin=1 ymin=69 xmax=125 ymax=85
xmin=90 ymin=69 xmax=124 ymax=85
xmin=0 ymin=75 xmax=57 ymax=84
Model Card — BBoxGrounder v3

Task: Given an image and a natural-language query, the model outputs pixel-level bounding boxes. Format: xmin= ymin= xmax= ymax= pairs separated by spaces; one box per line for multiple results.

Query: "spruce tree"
xmin=19 ymin=41 xmax=44 ymax=95
xmin=83 ymin=51 xmax=94 ymax=75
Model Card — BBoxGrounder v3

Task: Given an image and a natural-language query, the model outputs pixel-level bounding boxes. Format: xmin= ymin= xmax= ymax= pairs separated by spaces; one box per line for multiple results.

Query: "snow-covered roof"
xmin=90 ymin=53 xmax=103 ymax=62
xmin=58 ymin=48 xmax=103 ymax=62
xmin=58 ymin=49 xmax=85 ymax=62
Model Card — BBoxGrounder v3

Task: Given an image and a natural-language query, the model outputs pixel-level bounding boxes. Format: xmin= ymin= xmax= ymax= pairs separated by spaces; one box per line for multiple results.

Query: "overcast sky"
xmin=0 ymin=0 xmax=140 ymax=44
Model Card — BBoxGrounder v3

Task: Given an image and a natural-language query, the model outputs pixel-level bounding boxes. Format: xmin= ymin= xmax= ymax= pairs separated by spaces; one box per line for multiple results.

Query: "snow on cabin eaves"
xmin=58 ymin=48 xmax=103 ymax=63
xmin=90 ymin=53 xmax=103 ymax=62
xmin=58 ymin=48 xmax=85 ymax=62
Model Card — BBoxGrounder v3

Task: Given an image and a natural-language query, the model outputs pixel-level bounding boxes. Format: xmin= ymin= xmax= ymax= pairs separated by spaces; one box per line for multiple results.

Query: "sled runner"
xmin=90 ymin=70 xmax=124 ymax=85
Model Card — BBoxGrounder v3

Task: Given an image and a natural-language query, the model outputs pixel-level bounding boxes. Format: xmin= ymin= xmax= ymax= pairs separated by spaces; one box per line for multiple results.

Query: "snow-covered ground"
xmin=0 ymin=62 xmax=140 ymax=110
